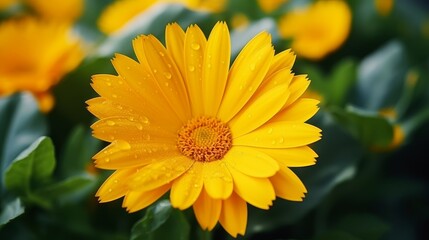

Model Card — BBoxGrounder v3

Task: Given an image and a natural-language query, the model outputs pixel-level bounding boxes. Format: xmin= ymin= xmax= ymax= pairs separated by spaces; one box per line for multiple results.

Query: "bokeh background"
xmin=1 ymin=0 xmax=429 ymax=239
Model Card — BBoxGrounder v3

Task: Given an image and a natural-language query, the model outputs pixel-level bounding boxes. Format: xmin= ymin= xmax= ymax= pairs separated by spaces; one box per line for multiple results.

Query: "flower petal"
xmin=129 ymin=155 xmax=194 ymax=191
xmin=265 ymin=48 xmax=296 ymax=78
xmin=86 ymin=97 xmax=138 ymax=120
xmin=256 ymin=146 xmax=318 ymax=167
xmin=229 ymin=80 xmax=289 ymax=137
xmin=219 ymin=192 xmax=247 ymax=237
xmin=202 ymin=21 xmax=231 ymax=116
xmin=93 ymin=141 xmax=178 ymax=170
xmin=270 ymin=164 xmax=307 ymax=201
xmin=283 ymin=74 xmax=310 ymax=108
xmin=271 ymin=98 xmax=320 ymax=123
xmin=91 ymin=116 xmax=176 ymax=143
xmin=184 ymin=24 xmax=207 ymax=116
xmin=166 ymin=22 xmax=185 ymax=78
xmin=96 ymin=168 xmax=136 ymax=202
xmin=203 ymin=160 xmax=233 ymax=199
xmin=224 ymin=146 xmax=279 ymax=178
xmin=234 ymin=122 xmax=321 ymax=148
xmin=132 ymin=35 xmax=191 ymax=123
xmin=229 ymin=167 xmax=275 ymax=209
xmin=123 ymin=184 xmax=170 ymax=212
xmin=170 ymin=161 xmax=204 ymax=210
xmin=193 ymin=187 xmax=222 ymax=230
xmin=218 ymin=31 xmax=274 ymax=122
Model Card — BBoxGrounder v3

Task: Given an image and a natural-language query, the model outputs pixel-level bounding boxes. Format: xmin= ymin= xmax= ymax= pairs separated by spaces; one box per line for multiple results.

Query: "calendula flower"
xmin=278 ymin=0 xmax=351 ymax=60
xmin=24 ymin=0 xmax=84 ymax=22
xmin=0 ymin=17 xmax=84 ymax=112
xmin=257 ymin=0 xmax=289 ymax=13
xmin=375 ymin=0 xmax=394 ymax=16
xmin=98 ymin=0 xmax=226 ymax=34
xmin=87 ymin=22 xmax=321 ymax=237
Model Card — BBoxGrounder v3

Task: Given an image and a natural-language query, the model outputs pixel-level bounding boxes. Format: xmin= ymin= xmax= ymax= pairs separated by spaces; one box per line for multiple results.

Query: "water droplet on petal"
xmin=107 ymin=120 xmax=115 ymax=126
xmin=188 ymin=65 xmax=195 ymax=72
xmin=141 ymin=116 xmax=149 ymax=124
xmin=278 ymin=137 xmax=284 ymax=143
xmin=113 ymin=179 xmax=118 ymax=183
xmin=159 ymin=51 xmax=165 ymax=56
xmin=108 ymin=188 xmax=112 ymax=192
xmin=116 ymin=140 xmax=131 ymax=150
xmin=106 ymin=82 xmax=112 ymax=86
xmin=193 ymin=184 xmax=199 ymax=188
xmin=163 ymin=72 xmax=172 ymax=79
xmin=267 ymin=128 xmax=273 ymax=134
xmin=105 ymin=158 xmax=110 ymax=163
xmin=164 ymin=82 xmax=169 ymax=87
xmin=112 ymin=94 xmax=118 ymax=98
xmin=191 ymin=43 xmax=200 ymax=50
xmin=249 ymin=63 xmax=256 ymax=71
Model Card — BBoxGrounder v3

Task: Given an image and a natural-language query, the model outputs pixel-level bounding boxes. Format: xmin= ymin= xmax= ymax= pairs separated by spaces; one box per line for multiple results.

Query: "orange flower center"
xmin=177 ymin=116 xmax=232 ymax=162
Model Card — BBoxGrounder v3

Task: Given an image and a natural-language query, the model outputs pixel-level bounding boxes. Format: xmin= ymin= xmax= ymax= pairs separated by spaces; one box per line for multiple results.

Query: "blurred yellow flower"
xmin=257 ymin=0 xmax=288 ymax=13
xmin=87 ymin=22 xmax=321 ymax=237
xmin=24 ymin=0 xmax=84 ymax=22
xmin=98 ymin=0 xmax=227 ymax=34
xmin=0 ymin=0 xmax=17 ymax=9
xmin=278 ymin=0 xmax=351 ymax=60
xmin=0 ymin=17 xmax=84 ymax=112
xmin=375 ymin=0 xmax=394 ymax=16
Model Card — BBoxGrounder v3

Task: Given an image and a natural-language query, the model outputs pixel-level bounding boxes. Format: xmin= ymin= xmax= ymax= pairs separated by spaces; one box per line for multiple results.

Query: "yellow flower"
xmin=257 ymin=0 xmax=288 ymax=13
xmin=278 ymin=0 xmax=351 ymax=60
xmin=87 ymin=22 xmax=321 ymax=237
xmin=0 ymin=0 xmax=17 ymax=9
xmin=24 ymin=0 xmax=84 ymax=22
xmin=98 ymin=0 xmax=227 ymax=35
xmin=375 ymin=0 xmax=394 ymax=16
xmin=0 ymin=17 xmax=84 ymax=112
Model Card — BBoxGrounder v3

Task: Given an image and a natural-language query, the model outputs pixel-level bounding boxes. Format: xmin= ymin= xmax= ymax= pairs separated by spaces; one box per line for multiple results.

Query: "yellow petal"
xmin=111 ymin=53 xmax=182 ymax=129
xmin=229 ymin=81 xmax=289 ymax=137
xmin=132 ymin=35 xmax=191 ymax=123
xmin=170 ymin=161 xmax=204 ymax=210
xmin=271 ymin=98 xmax=320 ymax=122
xmin=265 ymin=48 xmax=296 ymax=78
xmin=91 ymin=116 xmax=176 ymax=143
xmin=129 ymin=155 xmax=194 ymax=191
xmin=203 ymin=160 xmax=233 ymax=199
xmin=166 ymin=22 xmax=186 ymax=78
xmin=193 ymin=187 xmax=222 ymax=230
xmin=86 ymin=97 xmax=138 ymax=120
xmin=256 ymin=146 xmax=318 ymax=167
xmin=184 ymin=24 xmax=207 ymax=116
xmin=123 ymin=184 xmax=170 ymax=212
xmin=283 ymin=74 xmax=310 ymax=108
xmin=96 ymin=168 xmax=136 ymax=202
xmin=223 ymin=146 xmax=279 ymax=178
xmin=93 ymin=141 xmax=179 ymax=170
xmin=234 ymin=122 xmax=321 ymax=148
xmin=219 ymin=192 xmax=247 ymax=237
xmin=270 ymin=164 xmax=307 ymax=201
xmin=202 ymin=21 xmax=231 ymax=116
xmin=218 ymin=31 xmax=274 ymax=122
xmin=229 ymin=167 xmax=275 ymax=209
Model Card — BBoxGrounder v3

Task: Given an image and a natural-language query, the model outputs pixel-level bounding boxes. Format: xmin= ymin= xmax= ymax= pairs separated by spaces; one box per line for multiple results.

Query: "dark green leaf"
xmin=354 ymin=40 xmax=407 ymax=110
xmin=58 ymin=125 xmax=101 ymax=178
xmin=131 ymin=199 xmax=190 ymax=240
xmin=0 ymin=198 xmax=24 ymax=226
xmin=34 ymin=175 xmax=95 ymax=204
xmin=335 ymin=213 xmax=390 ymax=240
xmin=331 ymin=106 xmax=394 ymax=147
xmin=0 ymin=93 xmax=47 ymax=191
xmin=329 ymin=59 xmax=357 ymax=107
xmin=4 ymin=137 xmax=55 ymax=195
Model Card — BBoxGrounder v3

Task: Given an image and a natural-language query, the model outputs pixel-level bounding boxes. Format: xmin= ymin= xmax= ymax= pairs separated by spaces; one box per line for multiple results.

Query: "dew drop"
xmin=113 ymin=179 xmax=118 ymax=184
xmin=116 ymin=140 xmax=131 ymax=150
xmin=159 ymin=51 xmax=165 ymax=56
xmin=239 ymin=85 xmax=244 ymax=90
xmin=112 ymin=94 xmax=118 ymax=98
xmin=108 ymin=188 xmax=112 ymax=192
xmin=118 ymin=80 xmax=123 ymax=85
xmin=106 ymin=82 xmax=112 ymax=86
xmin=161 ymin=166 xmax=167 ymax=171
xmin=164 ymin=82 xmax=169 ymax=87
xmin=107 ymin=120 xmax=115 ymax=126
xmin=105 ymin=158 xmax=110 ymax=163
xmin=144 ymin=134 xmax=151 ymax=140
xmin=153 ymin=69 xmax=158 ymax=73
xmin=271 ymin=140 xmax=276 ymax=145
xmin=191 ymin=43 xmax=200 ymax=50
xmin=267 ymin=128 xmax=273 ymax=134
xmin=141 ymin=116 xmax=149 ymax=124
xmin=278 ymin=137 xmax=284 ymax=143
xmin=163 ymin=72 xmax=172 ymax=79
xmin=136 ymin=124 xmax=143 ymax=130
xmin=193 ymin=184 xmax=199 ymax=188
xmin=188 ymin=65 xmax=195 ymax=72
xmin=167 ymin=64 xmax=172 ymax=68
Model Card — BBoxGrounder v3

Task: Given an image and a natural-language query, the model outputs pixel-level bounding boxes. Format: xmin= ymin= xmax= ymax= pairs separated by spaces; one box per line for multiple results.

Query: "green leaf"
xmin=246 ymin=110 xmax=362 ymax=235
xmin=34 ymin=175 xmax=95 ymax=204
xmin=331 ymin=106 xmax=394 ymax=147
xmin=131 ymin=199 xmax=190 ymax=240
xmin=329 ymin=59 xmax=357 ymax=107
xmin=334 ymin=213 xmax=390 ymax=240
xmin=4 ymin=137 xmax=55 ymax=196
xmin=0 ymin=198 xmax=24 ymax=226
xmin=58 ymin=125 xmax=101 ymax=178
xmin=0 ymin=93 xmax=47 ymax=191
xmin=354 ymin=40 xmax=407 ymax=110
